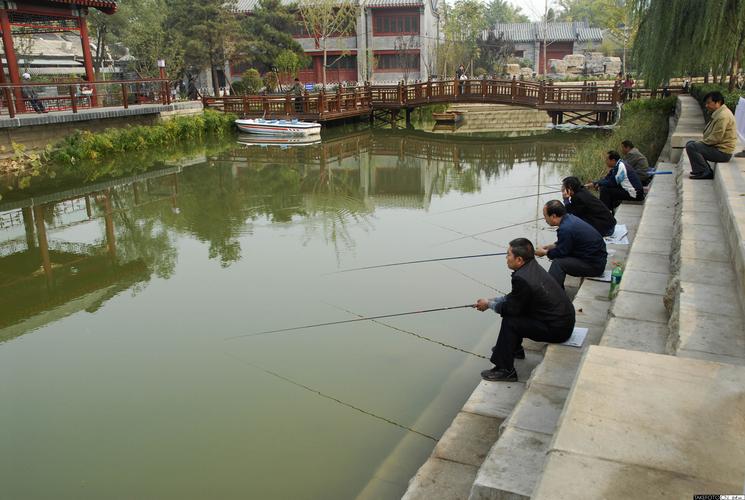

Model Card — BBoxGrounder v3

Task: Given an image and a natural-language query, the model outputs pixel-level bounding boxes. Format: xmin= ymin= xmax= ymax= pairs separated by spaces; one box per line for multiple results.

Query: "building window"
xmin=376 ymin=53 xmax=420 ymax=71
xmin=374 ymin=13 xmax=419 ymax=35
xmin=326 ymin=55 xmax=357 ymax=70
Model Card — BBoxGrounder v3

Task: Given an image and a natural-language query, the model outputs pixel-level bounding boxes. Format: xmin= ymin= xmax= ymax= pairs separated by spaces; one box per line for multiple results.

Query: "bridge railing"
xmin=0 ymin=78 xmax=172 ymax=118
xmin=204 ymin=89 xmax=372 ymax=118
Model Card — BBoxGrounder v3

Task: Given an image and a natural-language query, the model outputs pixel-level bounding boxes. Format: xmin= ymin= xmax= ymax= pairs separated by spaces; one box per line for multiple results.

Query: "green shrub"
xmin=52 ymin=110 xmax=236 ymax=166
xmin=570 ymin=96 xmax=676 ymax=182
xmin=690 ymin=83 xmax=745 ymax=113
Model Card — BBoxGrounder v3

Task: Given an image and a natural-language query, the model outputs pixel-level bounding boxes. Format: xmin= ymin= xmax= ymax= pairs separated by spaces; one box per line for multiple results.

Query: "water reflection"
xmin=0 ymin=130 xmax=576 ymax=339
xmin=0 ymin=129 xmax=578 ymax=499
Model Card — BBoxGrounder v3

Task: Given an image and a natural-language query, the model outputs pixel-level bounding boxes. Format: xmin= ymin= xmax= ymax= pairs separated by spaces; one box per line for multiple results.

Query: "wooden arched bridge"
xmin=203 ymin=78 xmax=624 ymax=126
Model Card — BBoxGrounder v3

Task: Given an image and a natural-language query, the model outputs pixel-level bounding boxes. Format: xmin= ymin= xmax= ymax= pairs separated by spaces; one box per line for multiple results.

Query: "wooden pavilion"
xmin=0 ymin=0 xmax=118 ymax=109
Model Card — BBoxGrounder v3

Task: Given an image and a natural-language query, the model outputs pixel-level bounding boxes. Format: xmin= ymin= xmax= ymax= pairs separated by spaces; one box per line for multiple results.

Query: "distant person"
xmin=290 ymin=77 xmax=304 ymax=113
xmin=586 ymin=150 xmax=644 ymax=212
xmin=620 ymin=140 xmax=651 ymax=185
xmin=534 ymin=200 xmax=608 ymax=289
xmin=21 ymin=73 xmax=46 ymax=113
xmin=187 ymin=78 xmax=199 ymax=100
xmin=623 ymin=73 xmax=634 ymax=102
xmin=457 ymin=64 xmax=466 ymax=93
xmin=561 ymin=176 xmax=616 ymax=237
xmin=474 ymin=238 xmax=575 ymax=382
xmin=685 ymin=91 xmax=737 ymax=179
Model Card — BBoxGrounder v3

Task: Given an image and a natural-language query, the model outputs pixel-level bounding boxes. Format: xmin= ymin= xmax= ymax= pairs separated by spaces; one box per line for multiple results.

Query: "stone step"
xmin=532 ymin=346 xmax=745 ymax=499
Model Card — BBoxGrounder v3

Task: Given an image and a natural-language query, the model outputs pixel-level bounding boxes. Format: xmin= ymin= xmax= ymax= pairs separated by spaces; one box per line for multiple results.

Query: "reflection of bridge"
xmin=228 ymin=130 xmax=575 ymax=168
xmin=203 ymin=79 xmax=621 ymax=126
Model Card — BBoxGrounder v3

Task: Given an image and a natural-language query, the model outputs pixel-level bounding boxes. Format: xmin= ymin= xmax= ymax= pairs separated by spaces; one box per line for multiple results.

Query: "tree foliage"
xmin=164 ymin=0 xmax=241 ymax=93
xmin=484 ymin=0 xmax=529 ymax=25
xmin=439 ymin=0 xmax=488 ymax=76
xmin=239 ymin=0 xmax=307 ymax=73
xmin=631 ymin=0 xmax=745 ymax=89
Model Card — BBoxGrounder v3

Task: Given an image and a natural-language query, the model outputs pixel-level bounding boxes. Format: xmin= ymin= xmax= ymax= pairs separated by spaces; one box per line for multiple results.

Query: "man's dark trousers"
xmin=686 ymin=140 xmax=732 ymax=176
xmin=491 ymin=316 xmax=573 ymax=370
xmin=600 ymin=186 xmax=641 ymax=212
xmin=549 ymin=257 xmax=605 ymax=288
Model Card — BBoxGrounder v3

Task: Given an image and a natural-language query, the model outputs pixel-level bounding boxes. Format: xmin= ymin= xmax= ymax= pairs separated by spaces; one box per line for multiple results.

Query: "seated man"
xmin=620 ymin=140 xmax=651 ymax=185
xmin=475 ymin=238 xmax=575 ymax=382
xmin=685 ymin=91 xmax=737 ymax=179
xmin=562 ymin=176 xmax=616 ymax=237
xmin=587 ymin=150 xmax=644 ymax=212
xmin=535 ymin=200 xmax=607 ymax=288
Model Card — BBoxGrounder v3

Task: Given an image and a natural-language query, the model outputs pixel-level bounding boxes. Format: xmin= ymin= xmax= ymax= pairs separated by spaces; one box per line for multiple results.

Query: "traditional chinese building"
xmin=234 ymin=0 xmax=440 ymax=85
xmin=489 ymin=21 xmax=603 ymax=74
xmin=0 ymin=0 xmax=117 ymax=104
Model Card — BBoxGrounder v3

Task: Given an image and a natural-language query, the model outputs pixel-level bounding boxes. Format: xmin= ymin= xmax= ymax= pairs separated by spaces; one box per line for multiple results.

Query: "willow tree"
xmin=298 ymin=0 xmax=359 ymax=87
xmin=632 ymin=0 xmax=745 ymax=90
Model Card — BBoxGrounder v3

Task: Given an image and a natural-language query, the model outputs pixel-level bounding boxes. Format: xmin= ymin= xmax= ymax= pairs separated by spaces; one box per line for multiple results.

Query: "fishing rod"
xmin=325 ymin=302 xmax=488 ymax=360
xmin=328 ymin=251 xmax=508 ymax=274
xmin=431 ymin=190 xmax=561 ymax=215
xmin=225 ymin=304 xmax=475 ymax=340
xmin=225 ymin=354 xmax=438 ymax=442
xmin=435 ymin=217 xmax=544 ymax=246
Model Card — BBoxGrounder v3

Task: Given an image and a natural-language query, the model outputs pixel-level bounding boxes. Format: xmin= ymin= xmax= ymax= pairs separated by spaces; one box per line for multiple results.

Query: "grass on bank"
xmin=570 ymin=97 xmax=677 ymax=182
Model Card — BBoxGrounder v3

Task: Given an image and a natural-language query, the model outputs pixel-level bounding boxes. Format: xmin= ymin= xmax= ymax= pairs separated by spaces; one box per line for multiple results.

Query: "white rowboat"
xmin=235 ymin=118 xmax=322 ymax=137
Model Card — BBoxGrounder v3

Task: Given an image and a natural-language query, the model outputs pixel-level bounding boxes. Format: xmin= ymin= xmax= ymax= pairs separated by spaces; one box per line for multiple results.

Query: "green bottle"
xmin=609 ymin=264 xmax=623 ymax=299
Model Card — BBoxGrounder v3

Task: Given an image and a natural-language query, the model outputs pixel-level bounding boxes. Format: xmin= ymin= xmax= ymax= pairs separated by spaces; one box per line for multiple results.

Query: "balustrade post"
xmin=303 ymin=89 xmax=309 ymax=113
xmin=454 ymin=76 xmax=460 ymax=98
xmin=337 ymin=85 xmax=342 ymax=112
xmin=243 ymin=95 xmax=248 ymax=117
xmin=285 ymin=94 xmax=292 ymax=115
xmin=263 ymin=96 xmax=269 ymax=116
xmin=511 ymin=76 xmax=517 ymax=102
xmin=4 ymin=87 xmax=15 ymax=118
xmin=121 ymin=83 xmax=128 ymax=109
xmin=69 ymin=85 xmax=78 ymax=113
xmin=427 ymin=77 xmax=432 ymax=100
xmin=397 ymin=81 xmax=404 ymax=105
xmin=538 ymin=80 xmax=545 ymax=105
xmin=319 ymin=90 xmax=325 ymax=116
xmin=352 ymin=88 xmax=358 ymax=109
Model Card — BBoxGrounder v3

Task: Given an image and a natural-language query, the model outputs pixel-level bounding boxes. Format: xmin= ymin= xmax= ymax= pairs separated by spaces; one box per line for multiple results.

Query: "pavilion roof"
xmin=48 ymin=0 xmax=119 ymax=14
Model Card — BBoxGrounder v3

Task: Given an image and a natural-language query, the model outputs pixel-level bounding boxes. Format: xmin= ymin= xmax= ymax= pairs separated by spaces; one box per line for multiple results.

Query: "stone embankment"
xmin=403 ymin=94 xmax=745 ymax=499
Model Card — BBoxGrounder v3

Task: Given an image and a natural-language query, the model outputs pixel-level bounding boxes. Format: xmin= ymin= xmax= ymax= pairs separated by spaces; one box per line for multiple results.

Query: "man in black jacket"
xmin=561 ymin=176 xmax=616 ymax=237
xmin=475 ymin=238 xmax=576 ymax=382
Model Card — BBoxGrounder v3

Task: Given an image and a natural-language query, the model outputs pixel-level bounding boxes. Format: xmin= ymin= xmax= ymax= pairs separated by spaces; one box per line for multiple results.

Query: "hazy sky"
xmin=507 ymin=0 xmax=555 ymax=21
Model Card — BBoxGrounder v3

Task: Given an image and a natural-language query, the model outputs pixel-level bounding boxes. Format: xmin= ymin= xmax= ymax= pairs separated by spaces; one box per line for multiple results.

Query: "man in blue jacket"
xmin=535 ymin=200 xmax=608 ymax=288
xmin=586 ymin=150 xmax=644 ymax=212
xmin=475 ymin=237 xmax=575 ymax=382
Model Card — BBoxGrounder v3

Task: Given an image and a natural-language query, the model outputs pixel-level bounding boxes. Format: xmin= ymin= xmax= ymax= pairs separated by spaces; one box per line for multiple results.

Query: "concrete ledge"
xmin=533 ymin=346 xmax=745 ymax=499
xmin=402 ymin=458 xmax=478 ymax=500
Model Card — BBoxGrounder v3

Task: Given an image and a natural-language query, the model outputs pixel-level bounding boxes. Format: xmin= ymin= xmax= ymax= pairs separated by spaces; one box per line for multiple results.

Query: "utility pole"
xmin=543 ymin=0 xmax=548 ymax=76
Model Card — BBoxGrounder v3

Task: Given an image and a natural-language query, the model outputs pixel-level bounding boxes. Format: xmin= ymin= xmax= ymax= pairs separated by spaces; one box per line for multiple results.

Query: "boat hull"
xmin=235 ymin=119 xmax=321 ymax=137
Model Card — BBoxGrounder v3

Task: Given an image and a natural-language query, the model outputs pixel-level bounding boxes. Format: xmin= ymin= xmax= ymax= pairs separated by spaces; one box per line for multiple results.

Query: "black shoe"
xmin=734 ymin=150 xmax=745 ymax=158
xmin=689 ymin=172 xmax=714 ymax=180
xmin=514 ymin=347 xmax=526 ymax=359
xmin=480 ymin=367 xmax=518 ymax=382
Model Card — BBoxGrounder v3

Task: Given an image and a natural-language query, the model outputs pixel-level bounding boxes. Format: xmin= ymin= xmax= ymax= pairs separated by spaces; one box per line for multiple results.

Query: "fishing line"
xmin=439 ymin=262 xmax=507 ymax=295
xmin=435 ymin=218 xmax=544 ymax=247
xmin=430 ymin=190 xmax=561 ymax=215
xmin=225 ymin=304 xmax=475 ymax=340
xmin=225 ymin=353 xmax=438 ymax=442
xmin=327 ymin=252 xmax=508 ymax=274
xmin=324 ymin=302 xmax=488 ymax=360
xmin=427 ymin=222 xmax=507 ymax=249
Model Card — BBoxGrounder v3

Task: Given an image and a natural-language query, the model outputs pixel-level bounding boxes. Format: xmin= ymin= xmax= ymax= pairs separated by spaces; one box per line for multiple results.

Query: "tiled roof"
xmin=235 ymin=0 xmax=425 ymax=12
xmin=489 ymin=21 xmax=603 ymax=43
xmin=51 ymin=0 xmax=118 ymax=14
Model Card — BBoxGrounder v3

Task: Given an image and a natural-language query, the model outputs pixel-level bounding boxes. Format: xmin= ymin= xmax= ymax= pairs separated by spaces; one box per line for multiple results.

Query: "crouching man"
xmin=474 ymin=238 xmax=575 ymax=382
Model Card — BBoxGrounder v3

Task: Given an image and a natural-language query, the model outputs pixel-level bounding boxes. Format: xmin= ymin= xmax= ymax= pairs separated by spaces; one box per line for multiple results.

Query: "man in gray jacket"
xmin=621 ymin=140 xmax=650 ymax=185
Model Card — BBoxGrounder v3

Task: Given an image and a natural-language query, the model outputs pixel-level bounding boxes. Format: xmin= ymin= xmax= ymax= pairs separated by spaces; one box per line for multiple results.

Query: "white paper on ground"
xmin=735 ymin=97 xmax=745 ymax=144
xmin=587 ymin=270 xmax=612 ymax=282
xmin=604 ymin=224 xmax=629 ymax=245
xmin=561 ymin=327 xmax=589 ymax=348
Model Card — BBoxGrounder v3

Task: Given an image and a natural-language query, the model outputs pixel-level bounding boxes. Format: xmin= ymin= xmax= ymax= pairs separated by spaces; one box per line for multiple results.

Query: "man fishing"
xmin=474 ymin=238 xmax=575 ymax=382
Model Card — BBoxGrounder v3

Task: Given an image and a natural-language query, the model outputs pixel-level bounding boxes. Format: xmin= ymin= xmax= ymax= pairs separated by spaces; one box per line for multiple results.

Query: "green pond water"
xmin=0 ymin=127 xmax=582 ymax=500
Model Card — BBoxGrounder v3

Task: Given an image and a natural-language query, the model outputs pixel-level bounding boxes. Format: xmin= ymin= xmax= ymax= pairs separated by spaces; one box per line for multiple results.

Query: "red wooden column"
xmin=78 ymin=15 xmax=98 ymax=106
xmin=0 ymin=9 xmax=25 ymax=112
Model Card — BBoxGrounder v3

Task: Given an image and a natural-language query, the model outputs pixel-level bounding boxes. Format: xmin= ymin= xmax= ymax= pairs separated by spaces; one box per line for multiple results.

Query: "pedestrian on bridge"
xmin=534 ymin=200 xmax=608 ymax=289
xmin=475 ymin=238 xmax=575 ymax=382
